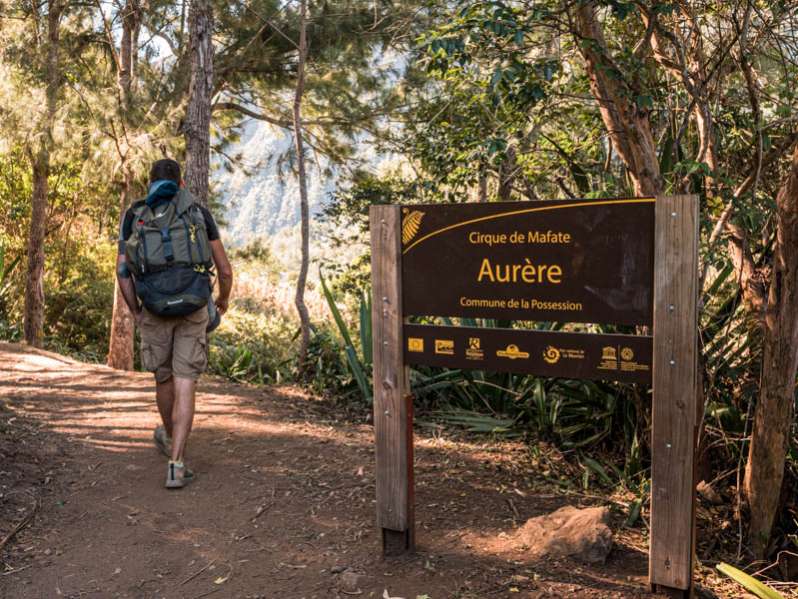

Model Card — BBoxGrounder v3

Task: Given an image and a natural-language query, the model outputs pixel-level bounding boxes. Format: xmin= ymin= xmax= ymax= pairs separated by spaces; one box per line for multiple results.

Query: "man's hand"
xmin=215 ymin=296 xmax=229 ymax=315
xmin=116 ymin=254 xmax=143 ymax=322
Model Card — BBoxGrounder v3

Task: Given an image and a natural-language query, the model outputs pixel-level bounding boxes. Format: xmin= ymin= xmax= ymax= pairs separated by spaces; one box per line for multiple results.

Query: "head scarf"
xmin=145 ymin=179 xmax=179 ymax=208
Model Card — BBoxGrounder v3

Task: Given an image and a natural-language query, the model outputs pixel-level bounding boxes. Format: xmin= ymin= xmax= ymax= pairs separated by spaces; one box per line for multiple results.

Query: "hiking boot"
xmin=165 ymin=460 xmax=194 ymax=489
xmin=153 ymin=425 xmax=171 ymax=458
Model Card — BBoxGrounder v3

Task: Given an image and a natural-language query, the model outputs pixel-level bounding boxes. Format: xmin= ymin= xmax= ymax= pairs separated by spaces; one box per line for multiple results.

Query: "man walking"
xmin=115 ymin=158 xmax=233 ymax=488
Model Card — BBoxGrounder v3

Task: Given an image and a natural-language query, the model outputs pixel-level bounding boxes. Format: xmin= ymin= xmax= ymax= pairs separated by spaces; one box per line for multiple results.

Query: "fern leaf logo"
xmin=402 ymin=209 xmax=425 ymax=245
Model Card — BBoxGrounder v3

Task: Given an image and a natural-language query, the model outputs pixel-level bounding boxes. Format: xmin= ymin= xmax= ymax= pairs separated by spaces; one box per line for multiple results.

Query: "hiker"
xmin=115 ymin=158 xmax=233 ymax=489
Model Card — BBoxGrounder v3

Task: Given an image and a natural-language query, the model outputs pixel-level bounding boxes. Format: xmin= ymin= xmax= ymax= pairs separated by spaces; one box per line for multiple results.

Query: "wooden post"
xmin=370 ymin=205 xmax=414 ymax=556
xmin=650 ymin=195 xmax=700 ymax=595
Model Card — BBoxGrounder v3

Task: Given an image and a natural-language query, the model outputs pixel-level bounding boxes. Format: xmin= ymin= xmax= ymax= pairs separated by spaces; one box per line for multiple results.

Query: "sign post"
xmin=370 ymin=205 xmax=414 ymax=555
xmin=649 ymin=195 xmax=700 ymax=594
xmin=369 ymin=196 xmax=699 ymax=595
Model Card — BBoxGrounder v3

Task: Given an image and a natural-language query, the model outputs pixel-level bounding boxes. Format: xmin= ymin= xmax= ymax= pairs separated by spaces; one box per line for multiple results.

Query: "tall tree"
xmin=106 ymin=0 xmax=143 ymax=370
xmin=744 ymin=143 xmax=798 ymax=556
xmin=573 ymin=1 xmax=662 ymax=197
xmin=292 ymin=0 xmax=310 ymax=371
xmin=24 ymin=0 xmax=65 ymax=347
xmin=184 ymin=0 xmax=214 ymax=205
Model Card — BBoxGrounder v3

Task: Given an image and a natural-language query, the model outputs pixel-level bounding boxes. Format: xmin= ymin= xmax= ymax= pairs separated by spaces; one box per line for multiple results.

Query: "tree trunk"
xmin=478 ymin=165 xmax=487 ymax=202
xmin=184 ymin=0 xmax=213 ymax=206
xmin=744 ymin=144 xmax=798 ymax=557
xmin=107 ymin=169 xmax=136 ymax=370
xmin=24 ymin=155 xmax=48 ymax=347
xmin=573 ymin=2 xmax=663 ymax=196
xmin=118 ymin=0 xmax=134 ymax=108
xmin=24 ymin=2 xmax=63 ymax=347
xmin=293 ymin=0 xmax=311 ymax=373
xmin=106 ymin=0 xmax=140 ymax=370
xmin=497 ymin=146 xmax=517 ymax=201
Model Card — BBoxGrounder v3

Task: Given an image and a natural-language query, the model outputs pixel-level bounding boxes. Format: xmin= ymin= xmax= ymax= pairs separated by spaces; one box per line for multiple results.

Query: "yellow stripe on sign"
xmin=401 ymin=198 xmax=656 ymax=255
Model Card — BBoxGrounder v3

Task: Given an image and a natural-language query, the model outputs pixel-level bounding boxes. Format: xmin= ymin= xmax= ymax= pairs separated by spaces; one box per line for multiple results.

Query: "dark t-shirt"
xmin=118 ymin=199 xmax=220 ymax=254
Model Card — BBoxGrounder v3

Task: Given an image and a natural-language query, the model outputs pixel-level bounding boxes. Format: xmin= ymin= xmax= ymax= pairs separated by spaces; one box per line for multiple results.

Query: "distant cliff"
xmin=212 ymin=119 xmax=337 ymax=247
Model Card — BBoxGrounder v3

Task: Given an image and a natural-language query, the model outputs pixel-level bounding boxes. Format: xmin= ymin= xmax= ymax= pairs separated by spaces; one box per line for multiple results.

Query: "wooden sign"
xmin=402 ymin=198 xmax=655 ymax=325
xmin=404 ymin=324 xmax=652 ymax=383
xmin=370 ymin=196 xmax=699 ymax=597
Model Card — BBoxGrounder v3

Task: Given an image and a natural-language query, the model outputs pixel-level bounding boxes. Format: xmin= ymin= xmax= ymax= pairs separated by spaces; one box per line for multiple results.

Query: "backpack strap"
xmin=160 ymin=228 xmax=175 ymax=264
xmin=128 ymin=201 xmax=153 ymax=273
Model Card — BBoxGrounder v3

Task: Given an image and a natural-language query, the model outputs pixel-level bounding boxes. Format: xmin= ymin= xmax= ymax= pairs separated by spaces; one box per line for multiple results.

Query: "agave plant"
xmin=717 ymin=562 xmax=785 ymax=599
xmin=319 ymin=267 xmax=372 ymax=403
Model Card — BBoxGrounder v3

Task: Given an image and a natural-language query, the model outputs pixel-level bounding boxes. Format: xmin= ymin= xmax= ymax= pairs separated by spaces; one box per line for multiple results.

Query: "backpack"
xmin=125 ymin=189 xmax=213 ymax=317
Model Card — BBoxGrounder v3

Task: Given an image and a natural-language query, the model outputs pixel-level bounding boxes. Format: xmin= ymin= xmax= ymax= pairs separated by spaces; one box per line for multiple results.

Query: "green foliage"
xmin=319 ymin=268 xmax=372 ymax=403
xmin=207 ymin=248 xmax=296 ymax=384
xmin=0 ymin=245 xmax=21 ymax=318
xmin=208 ymin=309 xmax=295 ymax=385
xmin=0 ymin=142 xmax=120 ymax=359
xmin=44 ymin=239 xmax=116 ymax=362
xmin=432 ymin=408 xmax=520 ymax=437
xmin=409 ymin=357 xmax=647 ymax=481
xmin=304 ymin=325 xmax=353 ymax=396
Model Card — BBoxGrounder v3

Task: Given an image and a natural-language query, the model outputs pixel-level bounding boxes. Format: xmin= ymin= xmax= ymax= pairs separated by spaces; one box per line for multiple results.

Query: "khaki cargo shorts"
xmin=140 ymin=307 xmax=209 ymax=383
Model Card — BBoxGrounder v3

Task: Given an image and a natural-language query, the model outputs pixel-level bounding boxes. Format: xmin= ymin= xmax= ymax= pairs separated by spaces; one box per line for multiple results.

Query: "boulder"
xmin=338 ymin=570 xmax=362 ymax=593
xmin=515 ymin=505 xmax=613 ymax=564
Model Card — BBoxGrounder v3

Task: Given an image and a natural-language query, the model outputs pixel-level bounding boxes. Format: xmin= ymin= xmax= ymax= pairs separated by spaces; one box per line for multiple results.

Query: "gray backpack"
xmin=125 ymin=189 xmax=213 ymax=317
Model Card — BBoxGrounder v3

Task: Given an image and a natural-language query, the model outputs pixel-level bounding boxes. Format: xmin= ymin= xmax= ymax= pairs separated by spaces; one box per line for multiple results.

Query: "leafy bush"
xmin=44 ymin=238 xmax=116 ymax=361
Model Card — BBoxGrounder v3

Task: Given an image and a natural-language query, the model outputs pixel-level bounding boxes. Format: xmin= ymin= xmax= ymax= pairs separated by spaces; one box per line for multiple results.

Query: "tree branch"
xmin=211 ymin=101 xmax=293 ymax=129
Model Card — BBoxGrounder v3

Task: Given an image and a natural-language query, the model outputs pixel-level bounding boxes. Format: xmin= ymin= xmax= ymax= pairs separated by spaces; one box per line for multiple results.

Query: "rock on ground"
xmin=515 ymin=505 xmax=614 ymax=564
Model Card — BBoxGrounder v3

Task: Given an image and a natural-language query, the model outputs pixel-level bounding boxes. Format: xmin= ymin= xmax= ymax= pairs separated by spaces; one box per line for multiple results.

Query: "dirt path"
xmin=0 ymin=342 xmax=666 ymax=599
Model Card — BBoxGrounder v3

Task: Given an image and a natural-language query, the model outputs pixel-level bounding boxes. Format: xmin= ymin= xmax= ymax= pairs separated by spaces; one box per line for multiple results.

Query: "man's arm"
xmin=116 ymin=207 xmax=142 ymax=324
xmin=116 ymin=253 xmax=142 ymax=322
xmin=210 ymin=239 xmax=233 ymax=314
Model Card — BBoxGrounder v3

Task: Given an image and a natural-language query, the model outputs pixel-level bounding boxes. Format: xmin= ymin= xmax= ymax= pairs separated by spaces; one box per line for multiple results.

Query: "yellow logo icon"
xmin=401 ymin=209 xmax=425 ymax=245
xmin=496 ymin=344 xmax=530 ymax=360
xmin=543 ymin=346 xmax=561 ymax=364
xmin=621 ymin=347 xmax=634 ymax=361
xmin=434 ymin=339 xmax=455 ymax=355
xmin=601 ymin=346 xmax=617 ymax=361
xmin=408 ymin=337 xmax=424 ymax=353
xmin=466 ymin=337 xmax=483 ymax=360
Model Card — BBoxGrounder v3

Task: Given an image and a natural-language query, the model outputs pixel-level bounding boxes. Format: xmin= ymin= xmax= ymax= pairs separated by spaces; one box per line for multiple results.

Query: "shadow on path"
xmin=0 ymin=342 xmax=662 ymax=599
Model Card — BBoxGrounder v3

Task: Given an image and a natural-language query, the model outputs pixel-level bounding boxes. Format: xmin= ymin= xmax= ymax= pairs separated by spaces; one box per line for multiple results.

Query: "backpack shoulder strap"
xmin=124 ymin=200 xmax=149 ymax=238
xmin=129 ymin=199 xmax=153 ymax=222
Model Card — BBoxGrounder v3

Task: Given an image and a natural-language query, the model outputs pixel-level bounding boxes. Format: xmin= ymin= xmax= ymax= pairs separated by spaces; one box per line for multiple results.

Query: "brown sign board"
xmin=371 ymin=197 xmax=700 ymax=593
xmin=404 ymin=324 xmax=653 ymax=384
xmin=401 ymin=198 xmax=655 ymax=326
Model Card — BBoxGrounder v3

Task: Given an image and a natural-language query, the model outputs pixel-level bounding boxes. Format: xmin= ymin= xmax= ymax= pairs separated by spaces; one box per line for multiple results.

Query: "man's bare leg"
xmin=156 ymin=378 xmax=175 ymax=436
xmin=170 ymin=376 xmax=197 ymax=462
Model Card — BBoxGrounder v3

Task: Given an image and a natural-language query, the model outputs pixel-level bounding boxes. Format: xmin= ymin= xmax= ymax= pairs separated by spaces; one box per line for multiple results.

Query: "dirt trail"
xmin=0 ymin=342 xmax=662 ymax=598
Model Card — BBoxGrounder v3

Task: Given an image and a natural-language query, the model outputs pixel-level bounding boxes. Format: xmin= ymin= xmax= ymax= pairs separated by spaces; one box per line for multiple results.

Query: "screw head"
xmin=669 ymin=359 xmax=676 ymax=365
xmin=671 ymin=211 xmax=677 ymax=217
